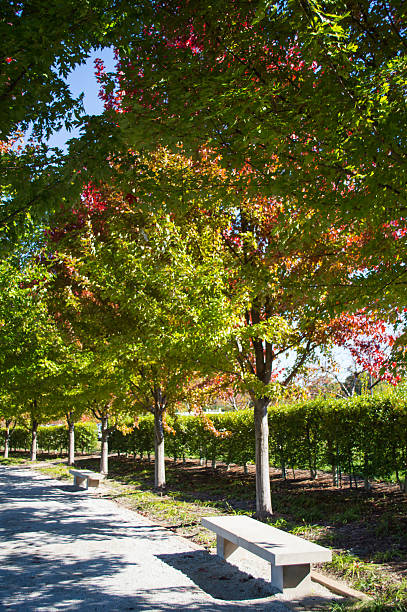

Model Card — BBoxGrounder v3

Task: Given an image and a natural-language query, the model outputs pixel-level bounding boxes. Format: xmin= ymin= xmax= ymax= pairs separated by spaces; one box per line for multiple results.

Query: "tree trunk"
xmin=68 ymin=421 xmax=75 ymax=466
xmin=306 ymin=425 xmax=316 ymax=479
xmin=100 ymin=416 xmax=109 ymax=474
xmin=329 ymin=443 xmax=338 ymax=486
xmin=4 ymin=424 xmax=10 ymax=459
xmin=154 ymin=409 xmax=165 ymax=489
xmin=4 ymin=434 xmax=9 ymax=459
xmin=363 ymin=458 xmax=371 ymax=490
xmin=254 ymin=398 xmax=272 ymax=519
xmin=30 ymin=419 xmax=38 ymax=461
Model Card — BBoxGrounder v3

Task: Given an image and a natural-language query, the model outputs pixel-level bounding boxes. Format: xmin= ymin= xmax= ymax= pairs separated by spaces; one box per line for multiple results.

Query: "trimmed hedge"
xmin=0 ymin=422 xmax=98 ymax=455
xmin=1 ymin=395 xmax=406 ymax=489
xmin=109 ymin=395 xmax=407 ymax=489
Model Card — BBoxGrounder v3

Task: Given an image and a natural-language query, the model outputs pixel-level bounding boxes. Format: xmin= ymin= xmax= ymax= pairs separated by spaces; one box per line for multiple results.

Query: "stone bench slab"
xmin=69 ymin=469 xmax=105 ymax=490
xmin=201 ymin=515 xmax=332 ymax=596
xmin=201 ymin=515 xmax=331 ymax=566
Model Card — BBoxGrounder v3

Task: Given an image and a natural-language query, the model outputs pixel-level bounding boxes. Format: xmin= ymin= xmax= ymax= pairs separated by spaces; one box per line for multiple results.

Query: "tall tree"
xmin=104 ymin=1 xmax=407 ymax=322
xmin=0 ymin=253 xmax=87 ymax=459
xmin=0 ymin=392 xmax=19 ymax=458
xmin=46 ymin=163 xmax=236 ymax=485
xmin=47 ymin=145 xmax=398 ymax=515
xmin=214 ymin=202 xmax=398 ymax=516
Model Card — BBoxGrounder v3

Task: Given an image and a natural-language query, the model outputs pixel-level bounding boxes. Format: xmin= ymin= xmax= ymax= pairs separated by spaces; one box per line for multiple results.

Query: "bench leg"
xmin=271 ymin=563 xmax=311 ymax=595
xmin=87 ymin=478 xmax=100 ymax=488
xmin=74 ymin=476 xmax=88 ymax=490
xmin=216 ymin=535 xmax=238 ymax=560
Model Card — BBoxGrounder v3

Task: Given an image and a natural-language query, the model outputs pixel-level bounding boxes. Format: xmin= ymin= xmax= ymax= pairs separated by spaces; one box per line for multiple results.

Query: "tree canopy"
xmin=2 ymin=0 xmax=406 ymax=517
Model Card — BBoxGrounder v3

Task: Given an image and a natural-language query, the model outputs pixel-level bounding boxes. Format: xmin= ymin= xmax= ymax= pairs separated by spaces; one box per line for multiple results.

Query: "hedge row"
xmin=2 ymin=396 xmax=406 ymax=489
xmin=110 ymin=395 xmax=407 ymax=489
xmin=0 ymin=423 xmax=98 ymax=455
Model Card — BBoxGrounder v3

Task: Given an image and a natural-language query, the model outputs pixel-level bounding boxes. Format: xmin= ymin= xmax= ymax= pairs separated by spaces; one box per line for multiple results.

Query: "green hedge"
xmin=108 ymin=395 xmax=407 ymax=488
xmin=2 ymin=395 xmax=406 ymax=488
xmin=0 ymin=422 xmax=98 ymax=455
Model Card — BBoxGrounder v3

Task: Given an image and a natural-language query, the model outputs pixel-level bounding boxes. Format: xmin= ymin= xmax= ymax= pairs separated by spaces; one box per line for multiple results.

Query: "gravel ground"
xmin=0 ymin=466 xmax=341 ymax=611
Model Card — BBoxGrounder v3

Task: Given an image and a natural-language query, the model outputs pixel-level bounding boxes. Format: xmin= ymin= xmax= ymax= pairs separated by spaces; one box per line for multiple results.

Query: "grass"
xmin=325 ymin=552 xmax=407 ymax=610
xmin=3 ymin=452 xmax=407 ymax=609
xmin=0 ymin=456 xmax=26 ymax=465
xmin=36 ymin=462 xmax=71 ymax=480
xmin=330 ymin=600 xmax=407 ymax=611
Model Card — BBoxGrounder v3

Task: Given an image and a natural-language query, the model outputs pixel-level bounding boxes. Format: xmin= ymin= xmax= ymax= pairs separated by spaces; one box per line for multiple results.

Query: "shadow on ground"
xmin=157 ymin=550 xmax=273 ymax=600
xmin=0 ymin=466 xmax=295 ymax=611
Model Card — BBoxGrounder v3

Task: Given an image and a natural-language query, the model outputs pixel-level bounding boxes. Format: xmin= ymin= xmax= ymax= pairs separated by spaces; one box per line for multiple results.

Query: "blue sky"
xmin=47 ymin=47 xmax=116 ymax=150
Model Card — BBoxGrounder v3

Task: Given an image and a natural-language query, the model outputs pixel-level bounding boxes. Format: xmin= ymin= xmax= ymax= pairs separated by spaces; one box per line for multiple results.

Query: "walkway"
xmin=0 ymin=467 xmax=334 ymax=611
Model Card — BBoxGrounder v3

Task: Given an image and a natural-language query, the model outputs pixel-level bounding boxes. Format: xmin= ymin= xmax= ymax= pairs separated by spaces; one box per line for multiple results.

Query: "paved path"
xmin=0 ymin=467 xmax=334 ymax=611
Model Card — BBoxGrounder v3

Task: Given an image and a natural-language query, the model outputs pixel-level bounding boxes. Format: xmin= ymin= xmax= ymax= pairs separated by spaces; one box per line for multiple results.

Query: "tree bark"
xmin=68 ymin=421 xmax=75 ymax=466
xmin=254 ymin=398 xmax=272 ymax=519
xmin=4 ymin=432 xmax=9 ymax=459
xmin=154 ymin=408 xmax=165 ymax=489
xmin=30 ymin=419 xmax=38 ymax=462
xmin=4 ymin=419 xmax=13 ymax=459
xmin=100 ymin=416 xmax=109 ymax=474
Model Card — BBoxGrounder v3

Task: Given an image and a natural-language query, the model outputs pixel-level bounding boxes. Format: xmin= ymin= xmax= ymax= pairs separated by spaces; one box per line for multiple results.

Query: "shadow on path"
xmin=0 ymin=466 xmax=328 ymax=611
xmin=157 ymin=550 xmax=272 ymax=601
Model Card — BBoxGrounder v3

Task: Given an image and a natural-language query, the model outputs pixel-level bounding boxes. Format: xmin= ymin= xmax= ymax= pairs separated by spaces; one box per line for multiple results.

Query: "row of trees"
xmin=1 ymin=422 xmax=98 ymax=458
xmin=4 ymin=392 xmax=406 ymax=494
xmin=0 ymin=147 xmax=401 ymax=518
xmin=2 ymin=1 xmax=407 ymax=519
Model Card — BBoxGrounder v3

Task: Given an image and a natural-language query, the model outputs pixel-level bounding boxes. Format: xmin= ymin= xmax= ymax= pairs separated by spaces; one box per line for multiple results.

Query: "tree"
xmin=0 ymin=252 xmax=88 ymax=459
xmin=55 ymin=144 xmax=404 ymax=516
xmin=46 ymin=161 xmax=236 ymax=485
xmin=171 ymin=162 xmax=399 ymax=517
xmin=104 ymin=1 xmax=407 ymax=321
xmin=0 ymin=392 xmax=19 ymax=458
xmin=42 ymin=358 xmax=95 ymax=465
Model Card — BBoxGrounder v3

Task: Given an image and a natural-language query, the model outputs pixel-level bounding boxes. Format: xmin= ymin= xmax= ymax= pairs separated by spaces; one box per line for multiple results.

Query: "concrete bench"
xmin=69 ymin=469 xmax=105 ymax=490
xmin=201 ymin=515 xmax=332 ymax=596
